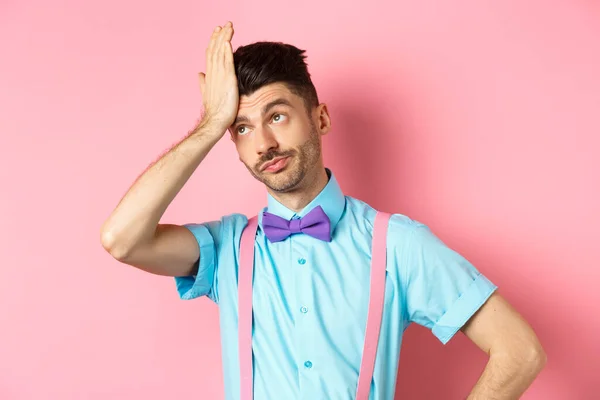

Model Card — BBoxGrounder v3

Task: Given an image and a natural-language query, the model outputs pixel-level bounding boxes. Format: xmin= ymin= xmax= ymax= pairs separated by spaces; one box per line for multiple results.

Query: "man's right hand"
xmin=198 ymin=21 xmax=239 ymax=136
xmin=101 ymin=21 xmax=241 ymax=279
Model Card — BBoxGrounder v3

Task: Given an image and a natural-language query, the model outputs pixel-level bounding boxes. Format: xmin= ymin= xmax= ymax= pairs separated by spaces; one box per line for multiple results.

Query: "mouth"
xmin=260 ymin=156 xmax=290 ymax=173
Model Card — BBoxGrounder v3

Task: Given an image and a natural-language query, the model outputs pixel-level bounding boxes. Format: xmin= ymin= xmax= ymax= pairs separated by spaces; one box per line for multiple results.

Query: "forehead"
xmin=237 ymin=82 xmax=302 ymax=112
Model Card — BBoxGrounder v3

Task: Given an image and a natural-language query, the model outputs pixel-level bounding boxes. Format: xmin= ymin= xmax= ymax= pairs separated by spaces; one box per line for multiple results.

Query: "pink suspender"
xmin=238 ymin=212 xmax=392 ymax=400
xmin=355 ymin=211 xmax=391 ymax=399
xmin=239 ymin=216 xmax=258 ymax=400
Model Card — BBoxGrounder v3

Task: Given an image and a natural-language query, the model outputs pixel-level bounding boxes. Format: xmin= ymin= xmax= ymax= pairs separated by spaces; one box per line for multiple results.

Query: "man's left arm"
xmin=460 ymin=291 xmax=547 ymax=399
xmin=397 ymin=219 xmax=546 ymax=399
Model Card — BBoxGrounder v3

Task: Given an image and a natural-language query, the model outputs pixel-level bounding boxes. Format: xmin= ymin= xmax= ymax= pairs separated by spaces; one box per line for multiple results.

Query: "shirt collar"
xmin=258 ymin=168 xmax=346 ymax=235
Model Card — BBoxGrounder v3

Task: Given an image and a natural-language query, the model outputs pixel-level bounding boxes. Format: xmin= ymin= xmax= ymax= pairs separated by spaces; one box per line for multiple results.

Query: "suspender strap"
xmin=239 ymin=216 xmax=258 ymax=400
xmin=355 ymin=211 xmax=391 ymax=400
xmin=238 ymin=212 xmax=392 ymax=400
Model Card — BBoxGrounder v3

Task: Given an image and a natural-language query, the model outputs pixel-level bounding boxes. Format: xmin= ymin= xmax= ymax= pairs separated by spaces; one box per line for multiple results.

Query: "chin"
xmin=262 ymin=164 xmax=305 ymax=193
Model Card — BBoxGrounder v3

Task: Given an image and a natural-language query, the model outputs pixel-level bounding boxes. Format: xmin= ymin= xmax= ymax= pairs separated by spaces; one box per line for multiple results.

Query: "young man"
xmin=101 ymin=21 xmax=546 ymax=400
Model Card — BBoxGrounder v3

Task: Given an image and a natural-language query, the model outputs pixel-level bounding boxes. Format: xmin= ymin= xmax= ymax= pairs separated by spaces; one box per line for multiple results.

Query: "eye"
xmin=272 ymin=113 xmax=286 ymax=123
xmin=237 ymin=126 xmax=248 ymax=135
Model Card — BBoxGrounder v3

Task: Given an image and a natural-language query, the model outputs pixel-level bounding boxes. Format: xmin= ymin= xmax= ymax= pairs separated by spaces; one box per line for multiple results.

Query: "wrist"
xmin=202 ymin=110 xmax=232 ymax=131
xmin=192 ymin=115 xmax=229 ymax=140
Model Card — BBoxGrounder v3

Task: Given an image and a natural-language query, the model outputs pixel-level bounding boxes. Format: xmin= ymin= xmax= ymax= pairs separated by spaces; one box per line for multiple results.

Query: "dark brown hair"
xmin=233 ymin=42 xmax=319 ymax=113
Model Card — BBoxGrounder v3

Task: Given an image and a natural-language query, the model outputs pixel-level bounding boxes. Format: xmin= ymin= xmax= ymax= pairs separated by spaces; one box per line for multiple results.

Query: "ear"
xmin=315 ymin=103 xmax=332 ymax=136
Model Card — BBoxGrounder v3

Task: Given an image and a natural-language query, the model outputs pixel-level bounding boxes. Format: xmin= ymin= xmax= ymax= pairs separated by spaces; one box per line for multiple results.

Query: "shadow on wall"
xmin=321 ymin=73 xmax=415 ymax=216
xmin=320 ymin=68 xmax=592 ymax=399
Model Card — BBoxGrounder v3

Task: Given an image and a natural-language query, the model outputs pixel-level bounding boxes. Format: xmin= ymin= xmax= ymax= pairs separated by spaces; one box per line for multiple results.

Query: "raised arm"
xmin=100 ymin=21 xmax=238 ymax=277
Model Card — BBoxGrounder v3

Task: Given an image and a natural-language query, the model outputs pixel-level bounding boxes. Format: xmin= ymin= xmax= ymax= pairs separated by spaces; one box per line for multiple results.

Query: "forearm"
xmin=100 ymin=117 xmax=225 ymax=258
xmin=467 ymin=348 xmax=547 ymax=400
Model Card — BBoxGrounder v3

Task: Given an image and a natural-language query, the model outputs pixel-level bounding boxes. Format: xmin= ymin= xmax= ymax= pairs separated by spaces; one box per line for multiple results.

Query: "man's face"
xmin=229 ymin=82 xmax=329 ymax=193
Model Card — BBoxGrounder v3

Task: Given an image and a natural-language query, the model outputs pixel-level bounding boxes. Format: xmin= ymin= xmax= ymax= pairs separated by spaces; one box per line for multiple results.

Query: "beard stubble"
xmin=244 ymin=124 xmax=321 ymax=193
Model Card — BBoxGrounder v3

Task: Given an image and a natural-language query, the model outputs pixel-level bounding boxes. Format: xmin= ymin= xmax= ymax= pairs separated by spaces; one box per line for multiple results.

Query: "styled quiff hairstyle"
xmin=233 ymin=42 xmax=319 ymax=113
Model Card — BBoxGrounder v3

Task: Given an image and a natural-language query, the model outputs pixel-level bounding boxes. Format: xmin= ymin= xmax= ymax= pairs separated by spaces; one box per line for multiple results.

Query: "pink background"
xmin=1 ymin=0 xmax=598 ymax=399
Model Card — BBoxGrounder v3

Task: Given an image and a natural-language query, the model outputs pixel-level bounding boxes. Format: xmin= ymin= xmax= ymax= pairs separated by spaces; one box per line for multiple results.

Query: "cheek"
xmin=235 ymin=141 xmax=258 ymax=165
xmin=274 ymin=123 xmax=310 ymax=146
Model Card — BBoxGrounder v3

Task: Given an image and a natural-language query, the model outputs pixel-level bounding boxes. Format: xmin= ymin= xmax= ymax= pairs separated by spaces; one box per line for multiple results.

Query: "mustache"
xmin=256 ymin=150 xmax=295 ymax=168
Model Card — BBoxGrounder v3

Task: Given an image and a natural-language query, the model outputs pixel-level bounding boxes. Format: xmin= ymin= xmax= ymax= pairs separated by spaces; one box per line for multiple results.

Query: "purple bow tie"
xmin=262 ymin=205 xmax=332 ymax=243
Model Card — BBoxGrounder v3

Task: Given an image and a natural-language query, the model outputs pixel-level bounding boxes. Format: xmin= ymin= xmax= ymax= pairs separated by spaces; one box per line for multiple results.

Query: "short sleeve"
xmin=174 ymin=220 xmax=222 ymax=302
xmin=402 ymin=222 xmax=498 ymax=344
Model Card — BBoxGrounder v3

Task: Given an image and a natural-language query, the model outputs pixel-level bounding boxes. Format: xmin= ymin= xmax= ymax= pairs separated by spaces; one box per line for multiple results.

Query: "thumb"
xmin=198 ymin=72 xmax=206 ymax=95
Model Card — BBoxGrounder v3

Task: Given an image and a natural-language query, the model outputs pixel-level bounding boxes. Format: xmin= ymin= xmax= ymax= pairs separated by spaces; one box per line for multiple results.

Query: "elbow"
xmin=491 ymin=340 xmax=547 ymax=376
xmin=525 ymin=334 xmax=547 ymax=371
xmin=516 ymin=342 xmax=547 ymax=376
xmin=530 ymin=344 xmax=547 ymax=372
xmin=100 ymin=228 xmax=133 ymax=261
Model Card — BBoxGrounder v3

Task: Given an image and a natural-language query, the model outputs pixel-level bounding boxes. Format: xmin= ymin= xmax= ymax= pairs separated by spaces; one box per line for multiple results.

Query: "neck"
xmin=267 ymin=167 xmax=329 ymax=213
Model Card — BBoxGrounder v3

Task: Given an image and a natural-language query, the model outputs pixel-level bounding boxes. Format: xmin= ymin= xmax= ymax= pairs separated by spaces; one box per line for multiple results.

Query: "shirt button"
xmin=298 ymin=258 xmax=306 ymax=265
xmin=300 ymin=306 xmax=308 ymax=314
xmin=304 ymin=361 xmax=313 ymax=369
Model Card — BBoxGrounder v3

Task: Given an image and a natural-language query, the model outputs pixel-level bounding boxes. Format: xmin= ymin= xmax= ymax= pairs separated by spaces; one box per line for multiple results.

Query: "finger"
xmin=215 ymin=22 xmax=231 ymax=64
xmin=198 ymin=72 xmax=206 ymax=95
xmin=206 ymin=25 xmax=222 ymax=74
xmin=210 ymin=26 xmax=225 ymax=77
xmin=223 ymin=40 xmax=234 ymax=69
xmin=225 ymin=21 xmax=234 ymax=42
xmin=225 ymin=21 xmax=235 ymax=69
xmin=220 ymin=21 xmax=233 ymax=40
xmin=207 ymin=25 xmax=222 ymax=57
xmin=222 ymin=23 xmax=234 ymax=66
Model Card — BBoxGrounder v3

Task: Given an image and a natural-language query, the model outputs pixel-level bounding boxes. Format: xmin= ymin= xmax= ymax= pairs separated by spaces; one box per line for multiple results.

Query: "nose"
xmin=254 ymin=125 xmax=278 ymax=155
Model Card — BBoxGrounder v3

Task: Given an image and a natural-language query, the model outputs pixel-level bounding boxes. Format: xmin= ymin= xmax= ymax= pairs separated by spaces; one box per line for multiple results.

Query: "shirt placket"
xmin=291 ymin=216 xmax=317 ymax=400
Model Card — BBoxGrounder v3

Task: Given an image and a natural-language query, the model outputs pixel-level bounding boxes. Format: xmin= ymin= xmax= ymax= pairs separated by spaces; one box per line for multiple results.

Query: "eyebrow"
xmin=232 ymin=98 xmax=294 ymax=127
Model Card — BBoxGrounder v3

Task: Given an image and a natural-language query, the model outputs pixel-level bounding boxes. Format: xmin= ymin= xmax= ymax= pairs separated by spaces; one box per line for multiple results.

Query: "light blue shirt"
xmin=175 ymin=168 xmax=497 ymax=400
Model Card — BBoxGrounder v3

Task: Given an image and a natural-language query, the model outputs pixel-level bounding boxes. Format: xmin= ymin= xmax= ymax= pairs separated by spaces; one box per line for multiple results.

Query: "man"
xmin=101 ymin=21 xmax=546 ymax=400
